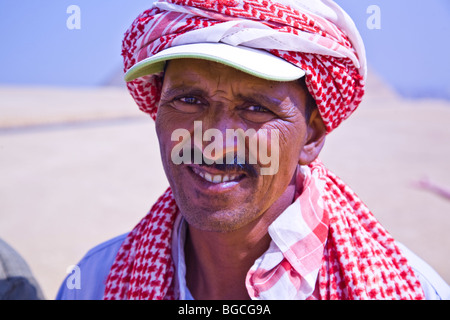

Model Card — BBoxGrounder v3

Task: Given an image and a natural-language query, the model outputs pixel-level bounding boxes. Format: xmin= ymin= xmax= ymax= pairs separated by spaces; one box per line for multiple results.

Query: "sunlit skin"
xmin=155 ymin=58 xmax=326 ymax=299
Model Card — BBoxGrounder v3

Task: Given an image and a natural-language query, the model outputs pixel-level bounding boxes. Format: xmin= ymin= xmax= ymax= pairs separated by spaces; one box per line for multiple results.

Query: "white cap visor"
xmin=124 ymin=43 xmax=305 ymax=82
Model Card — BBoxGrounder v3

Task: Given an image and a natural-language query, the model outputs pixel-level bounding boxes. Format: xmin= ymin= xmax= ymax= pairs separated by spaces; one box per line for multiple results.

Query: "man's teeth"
xmin=192 ymin=167 xmax=240 ymax=183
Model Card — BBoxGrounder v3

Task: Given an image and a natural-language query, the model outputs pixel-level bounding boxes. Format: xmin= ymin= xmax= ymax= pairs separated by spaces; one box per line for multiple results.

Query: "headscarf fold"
xmin=104 ymin=0 xmax=425 ymax=299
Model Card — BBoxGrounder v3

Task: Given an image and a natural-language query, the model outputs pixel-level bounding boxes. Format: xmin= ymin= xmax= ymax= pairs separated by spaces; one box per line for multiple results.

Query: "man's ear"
xmin=298 ymin=109 xmax=326 ymax=165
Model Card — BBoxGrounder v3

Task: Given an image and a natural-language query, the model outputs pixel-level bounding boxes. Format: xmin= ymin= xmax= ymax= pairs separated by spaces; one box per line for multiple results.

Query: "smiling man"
xmin=155 ymin=58 xmax=324 ymax=299
xmin=156 ymin=58 xmax=322 ymax=235
xmin=57 ymin=0 xmax=449 ymax=300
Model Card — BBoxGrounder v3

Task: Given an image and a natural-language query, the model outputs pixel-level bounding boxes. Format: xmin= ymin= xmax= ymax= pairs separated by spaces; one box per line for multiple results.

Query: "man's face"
xmin=156 ymin=58 xmax=319 ymax=232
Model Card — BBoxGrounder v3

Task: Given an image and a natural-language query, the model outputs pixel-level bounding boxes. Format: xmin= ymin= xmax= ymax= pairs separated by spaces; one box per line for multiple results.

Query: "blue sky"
xmin=0 ymin=0 xmax=449 ymax=99
xmin=0 ymin=0 xmax=151 ymax=87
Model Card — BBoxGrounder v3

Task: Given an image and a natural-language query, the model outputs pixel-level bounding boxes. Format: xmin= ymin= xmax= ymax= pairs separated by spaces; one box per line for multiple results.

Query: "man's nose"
xmin=194 ymin=108 xmax=245 ymax=163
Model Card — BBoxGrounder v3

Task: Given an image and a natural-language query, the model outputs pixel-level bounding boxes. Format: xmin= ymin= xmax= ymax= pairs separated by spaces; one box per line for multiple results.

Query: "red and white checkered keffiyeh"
xmin=103 ymin=0 xmax=425 ymax=299
xmin=122 ymin=0 xmax=366 ymax=133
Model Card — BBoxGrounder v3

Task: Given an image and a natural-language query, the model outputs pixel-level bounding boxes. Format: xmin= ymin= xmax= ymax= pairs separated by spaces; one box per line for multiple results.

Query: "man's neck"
xmin=185 ymin=222 xmax=270 ymax=299
xmin=184 ymin=178 xmax=299 ymax=300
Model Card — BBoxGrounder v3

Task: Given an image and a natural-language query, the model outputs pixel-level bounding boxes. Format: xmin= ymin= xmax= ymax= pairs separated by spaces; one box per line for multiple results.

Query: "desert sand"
xmin=0 ymin=71 xmax=449 ymax=299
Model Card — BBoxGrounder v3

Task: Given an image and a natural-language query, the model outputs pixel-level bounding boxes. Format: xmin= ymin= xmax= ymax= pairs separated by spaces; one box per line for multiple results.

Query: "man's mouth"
xmin=190 ymin=165 xmax=245 ymax=184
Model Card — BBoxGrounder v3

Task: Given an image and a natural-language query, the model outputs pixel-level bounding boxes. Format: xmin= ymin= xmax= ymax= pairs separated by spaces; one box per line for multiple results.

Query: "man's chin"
xmin=167 ymin=164 xmax=263 ymax=231
xmin=178 ymin=201 xmax=259 ymax=233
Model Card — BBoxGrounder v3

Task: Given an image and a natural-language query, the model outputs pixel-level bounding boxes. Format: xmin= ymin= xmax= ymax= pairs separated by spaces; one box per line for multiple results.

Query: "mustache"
xmin=185 ymin=148 xmax=259 ymax=178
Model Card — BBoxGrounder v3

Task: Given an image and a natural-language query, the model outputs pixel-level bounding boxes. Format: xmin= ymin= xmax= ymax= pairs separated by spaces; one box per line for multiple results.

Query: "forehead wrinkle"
xmin=164 ymin=61 xmax=229 ymax=95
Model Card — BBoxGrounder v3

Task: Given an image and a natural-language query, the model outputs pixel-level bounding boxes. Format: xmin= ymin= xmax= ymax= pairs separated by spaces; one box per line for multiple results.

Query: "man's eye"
xmin=247 ymin=105 xmax=269 ymax=112
xmin=179 ymin=97 xmax=200 ymax=104
xmin=241 ymin=105 xmax=276 ymax=123
xmin=169 ymin=96 xmax=204 ymax=113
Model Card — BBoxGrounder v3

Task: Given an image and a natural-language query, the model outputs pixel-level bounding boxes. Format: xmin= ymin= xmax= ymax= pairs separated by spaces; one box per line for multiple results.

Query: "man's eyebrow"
xmin=160 ymin=85 xmax=207 ymax=99
xmin=236 ymin=93 xmax=283 ymax=107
